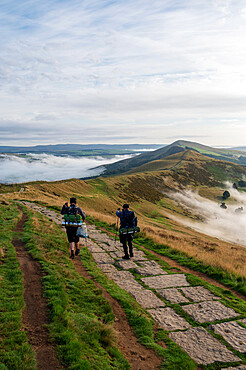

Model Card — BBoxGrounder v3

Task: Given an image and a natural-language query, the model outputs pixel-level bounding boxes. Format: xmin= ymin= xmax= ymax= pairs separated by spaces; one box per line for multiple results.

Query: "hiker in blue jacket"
xmin=116 ymin=204 xmax=135 ymax=259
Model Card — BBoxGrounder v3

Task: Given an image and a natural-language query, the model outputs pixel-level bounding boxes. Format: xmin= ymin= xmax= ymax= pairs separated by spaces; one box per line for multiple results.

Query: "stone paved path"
xmin=19 ymin=201 xmax=246 ymax=368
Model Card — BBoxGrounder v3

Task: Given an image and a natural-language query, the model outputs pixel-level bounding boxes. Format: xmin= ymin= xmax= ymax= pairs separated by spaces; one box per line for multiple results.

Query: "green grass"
xmin=21 ymin=206 xmax=129 ymax=369
xmin=0 ymin=202 xmax=36 ymax=369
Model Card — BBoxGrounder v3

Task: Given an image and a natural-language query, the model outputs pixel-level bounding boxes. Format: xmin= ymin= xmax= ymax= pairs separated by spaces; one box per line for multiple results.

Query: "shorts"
xmin=66 ymin=226 xmax=79 ymax=243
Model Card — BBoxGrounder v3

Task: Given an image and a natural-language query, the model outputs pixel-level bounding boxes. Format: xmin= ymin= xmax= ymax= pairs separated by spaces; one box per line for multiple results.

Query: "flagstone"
xmin=157 ymin=288 xmax=189 ymax=304
xmin=179 ymin=286 xmax=221 ymax=302
xmin=116 ymin=259 xmax=139 ymax=270
xmin=92 ymin=252 xmax=114 ymax=264
xmin=148 ymin=307 xmax=191 ymax=331
xmin=170 ymin=327 xmax=240 ymax=365
xmin=141 ymin=274 xmax=190 ymax=289
xmin=182 ymin=301 xmax=239 ymax=323
xmin=210 ymin=321 xmax=246 ymax=353
xmin=130 ymin=290 xmax=166 ymax=309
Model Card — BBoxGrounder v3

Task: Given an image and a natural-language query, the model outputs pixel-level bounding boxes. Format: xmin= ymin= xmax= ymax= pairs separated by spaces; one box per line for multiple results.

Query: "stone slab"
xmin=135 ymin=265 xmax=167 ymax=276
xmin=116 ymin=260 xmax=139 ymax=270
xmin=157 ymin=288 xmax=189 ymax=304
xmin=110 ymin=251 xmax=125 ymax=259
xmin=98 ymin=264 xmax=118 ymax=274
xmin=138 ymin=260 xmax=161 ymax=268
xmin=179 ymin=286 xmax=221 ymax=302
xmin=101 ymin=243 xmax=119 ymax=252
xmin=169 ymin=327 xmax=240 ymax=365
xmin=87 ymin=241 xmax=104 ymax=253
xmin=107 ymin=270 xmax=134 ymax=281
xmin=131 ymin=250 xmax=148 ymax=261
xmin=114 ymin=279 xmax=144 ymax=294
xmin=141 ymin=274 xmax=190 ymax=289
xmin=130 ymin=290 xmax=166 ymax=309
xmin=92 ymin=252 xmax=114 ymax=264
xmin=225 ymin=366 xmax=246 ymax=370
xmin=210 ymin=321 xmax=246 ymax=353
xmin=148 ymin=307 xmax=191 ymax=331
xmin=182 ymin=301 xmax=239 ymax=323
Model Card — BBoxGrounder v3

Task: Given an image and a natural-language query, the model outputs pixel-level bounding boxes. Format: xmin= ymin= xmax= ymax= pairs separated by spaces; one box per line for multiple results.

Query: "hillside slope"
xmin=101 ymin=140 xmax=246 ymax=176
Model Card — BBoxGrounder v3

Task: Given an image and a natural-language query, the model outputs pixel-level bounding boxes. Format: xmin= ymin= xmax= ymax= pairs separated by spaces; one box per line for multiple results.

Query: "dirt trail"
xmin=13 ymin=209 xmax=63 ymax=370
xmin=73 ymin=256 xmax=162 ymax=370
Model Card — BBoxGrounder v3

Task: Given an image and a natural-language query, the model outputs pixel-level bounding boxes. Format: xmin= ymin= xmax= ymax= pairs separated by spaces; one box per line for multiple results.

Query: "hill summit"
xmin=100 ymin=140 xmax=246 ymax=176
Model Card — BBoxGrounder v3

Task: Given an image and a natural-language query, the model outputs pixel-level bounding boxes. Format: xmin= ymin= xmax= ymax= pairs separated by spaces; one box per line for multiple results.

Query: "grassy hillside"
xmin=2 ymin=149 xmax=246 ymax=283
xmin=102 ymin=140 xmax=246 ymax=176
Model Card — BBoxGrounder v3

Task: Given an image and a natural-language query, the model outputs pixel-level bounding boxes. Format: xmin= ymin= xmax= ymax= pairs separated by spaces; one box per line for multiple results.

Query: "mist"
xmin=169 ymin=185 xmax=246 ymax=247
xmin=0 ymin=153 xmax=136 ymax=184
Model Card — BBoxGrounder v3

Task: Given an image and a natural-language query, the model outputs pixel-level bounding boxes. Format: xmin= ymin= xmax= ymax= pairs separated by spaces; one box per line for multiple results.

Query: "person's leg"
xmin=70 ymin=242 xmax=75 ymax=258
xmin=75 ymin=240 xmax=80 ymax=255
xmin=120 ymin=234 xmax=129 ymax=258
xmin=128 ymin=234 xmax=133 ymax=257
xmin=66 ymin=227 xmax=75 ymax=258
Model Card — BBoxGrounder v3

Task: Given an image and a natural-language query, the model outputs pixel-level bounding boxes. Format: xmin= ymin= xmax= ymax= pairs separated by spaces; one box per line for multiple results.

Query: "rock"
xmin=210 ymin=321 xmax=246 ymax=352
xmin=170 ymin=327 xmax=241 ymax=365
xmin=182 ymin=301 xmax=239 ymax=323
xmin=148 ymin=307 xmax=191 ymax=331
xmin=141 ymin=274 xmax=190 ymax=289
xmin=156 ymin=288 xmax=189 ymax=304
xmin=178 ymin=286 xmax=221 ymax=302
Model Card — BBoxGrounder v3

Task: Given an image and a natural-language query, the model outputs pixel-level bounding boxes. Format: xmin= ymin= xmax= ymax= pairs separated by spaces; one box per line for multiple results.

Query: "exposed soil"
xmin=13 ymin=209 xmax=63 ymax=370
xmin=72 ymin=251 xmax=163 ymax=370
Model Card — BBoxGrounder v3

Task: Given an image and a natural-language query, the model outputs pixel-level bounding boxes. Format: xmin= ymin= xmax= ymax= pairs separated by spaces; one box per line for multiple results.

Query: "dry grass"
xmin=3 ymin=176 xmax=246 ymax=279
xmin=141 ymin=221 xmax=246 ymax=278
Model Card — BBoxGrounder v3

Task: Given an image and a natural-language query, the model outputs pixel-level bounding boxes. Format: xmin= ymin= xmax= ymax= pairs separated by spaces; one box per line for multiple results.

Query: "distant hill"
xmin=231 ymin=146 xmax=246 ymax=151
xmin=101 ymin=140 xmax=246 ymax=176
xmin=0 ymin=143 xmax=163 ymax=154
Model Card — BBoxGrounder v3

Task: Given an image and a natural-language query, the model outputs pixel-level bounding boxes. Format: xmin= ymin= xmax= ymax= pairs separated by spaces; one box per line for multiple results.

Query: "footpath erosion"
xmin=19 ymin=201 xmax=246 ymax=369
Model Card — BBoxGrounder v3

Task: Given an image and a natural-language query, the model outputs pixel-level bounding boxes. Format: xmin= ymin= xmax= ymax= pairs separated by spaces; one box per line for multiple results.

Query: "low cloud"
xmin=169 ymin=186 xmax=246 ymax=247
xmin=0 ymin=153 xmax=136 ymax=184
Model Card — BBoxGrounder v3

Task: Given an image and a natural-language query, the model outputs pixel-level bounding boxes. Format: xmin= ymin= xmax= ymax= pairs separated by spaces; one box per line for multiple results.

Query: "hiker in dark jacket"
xmin=116 ymin=203 xmax=135 ymax=259
xmin=61 ymin=197 xmax=86 ymax=259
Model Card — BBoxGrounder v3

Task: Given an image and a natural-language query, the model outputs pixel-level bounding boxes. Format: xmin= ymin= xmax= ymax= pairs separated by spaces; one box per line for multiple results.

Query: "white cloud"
xmin=0 ymin=0 xmax=246 ymax=146
xmin=0 ymin=152 xmax=137 ymax=183
xmin=169 ymin=186 xmax=246 ymax=246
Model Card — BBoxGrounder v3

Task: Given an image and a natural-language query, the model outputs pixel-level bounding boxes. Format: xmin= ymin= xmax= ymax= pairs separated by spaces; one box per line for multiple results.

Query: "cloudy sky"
xmin=1 ymin=0 xmax=246 ymax=146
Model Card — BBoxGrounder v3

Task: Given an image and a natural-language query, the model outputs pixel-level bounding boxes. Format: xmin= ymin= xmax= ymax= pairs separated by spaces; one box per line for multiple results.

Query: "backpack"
xmin=67 ymin=205 xmax=81 ymax=223
xmin=121 ymin=210 xmax=137 ymax=228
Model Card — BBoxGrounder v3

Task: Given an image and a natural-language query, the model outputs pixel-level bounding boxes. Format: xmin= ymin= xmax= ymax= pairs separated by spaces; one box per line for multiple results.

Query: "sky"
xmin=1 ymin=0 xmax=246 ymax=147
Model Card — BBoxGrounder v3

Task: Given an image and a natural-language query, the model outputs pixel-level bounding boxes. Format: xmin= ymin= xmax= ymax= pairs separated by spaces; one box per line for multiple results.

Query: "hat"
xmin=123 ymin=203 xmax=129 ymax=209
xmin=70 ymin=197 xmax=77 ymax=204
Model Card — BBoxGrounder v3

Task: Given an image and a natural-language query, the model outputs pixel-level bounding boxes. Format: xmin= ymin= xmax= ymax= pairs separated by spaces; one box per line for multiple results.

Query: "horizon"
xmin=1 ymin=1 xmax=246 ymax=146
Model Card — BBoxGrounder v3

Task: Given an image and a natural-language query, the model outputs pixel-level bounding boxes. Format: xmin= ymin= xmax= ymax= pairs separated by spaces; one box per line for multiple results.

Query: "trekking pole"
xmin=115 ymin=217 xmax=119 ymax=246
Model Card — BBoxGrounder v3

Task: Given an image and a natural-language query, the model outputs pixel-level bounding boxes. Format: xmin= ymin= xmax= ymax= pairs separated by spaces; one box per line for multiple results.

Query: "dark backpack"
xmin=68 ymin=205 xmax=78 ymax=216
xmin=121 ymin=210 xmax=137 ymax=228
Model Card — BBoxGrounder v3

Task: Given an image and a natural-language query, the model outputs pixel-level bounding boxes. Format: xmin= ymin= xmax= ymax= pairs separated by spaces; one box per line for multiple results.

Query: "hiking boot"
xmin=129 ymin=252 xmax=134 ymax=257
xmin=70 ymin=250 xmax=75 ymax=259
xmin=122 ymin=255 xmax=130 ymax=260
xmin=75 ymin=248 xmax=80 ymax=256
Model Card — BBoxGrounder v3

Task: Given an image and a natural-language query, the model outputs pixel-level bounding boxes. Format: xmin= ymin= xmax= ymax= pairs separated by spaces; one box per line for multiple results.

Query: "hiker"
xmin=116 ymin=204 xmax=136 ymax=259
xmin=61 ymin=198 xmax=86 ymax=259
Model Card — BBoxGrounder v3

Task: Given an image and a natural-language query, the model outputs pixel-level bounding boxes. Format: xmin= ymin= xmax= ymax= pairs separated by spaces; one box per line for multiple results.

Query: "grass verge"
xmin=21 ymin=206 xmax=129 ymax=369
xmin=0 ymin=202 xmax=36 ymax=369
